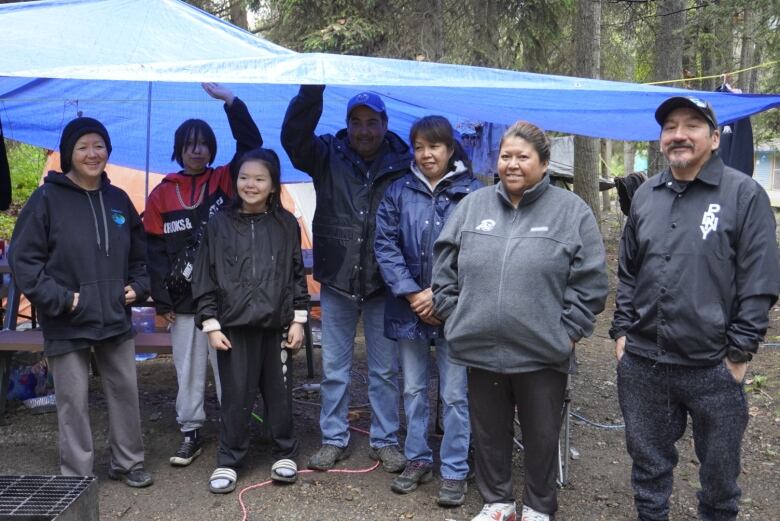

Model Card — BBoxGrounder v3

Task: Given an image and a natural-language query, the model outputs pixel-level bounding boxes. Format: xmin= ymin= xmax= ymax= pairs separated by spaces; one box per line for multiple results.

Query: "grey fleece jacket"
xmin=432 ymin=175 xmax=608 ymax=374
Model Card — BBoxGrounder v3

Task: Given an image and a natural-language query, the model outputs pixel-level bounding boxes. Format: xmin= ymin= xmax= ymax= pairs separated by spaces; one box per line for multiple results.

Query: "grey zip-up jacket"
xmin=432 ymin=176 xmax=608 ymax=374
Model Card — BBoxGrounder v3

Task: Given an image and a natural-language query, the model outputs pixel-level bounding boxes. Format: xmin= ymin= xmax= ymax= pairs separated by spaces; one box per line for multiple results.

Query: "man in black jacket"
xmin=282 ymin=86 xmax=410 ymax=472
xmin=611 ymin=96 xmax=780 ymax=521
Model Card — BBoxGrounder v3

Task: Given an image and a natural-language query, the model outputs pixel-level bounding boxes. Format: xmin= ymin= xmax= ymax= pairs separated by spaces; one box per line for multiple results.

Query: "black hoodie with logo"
xmin=9 ymin=171 xmax=149 ymax=355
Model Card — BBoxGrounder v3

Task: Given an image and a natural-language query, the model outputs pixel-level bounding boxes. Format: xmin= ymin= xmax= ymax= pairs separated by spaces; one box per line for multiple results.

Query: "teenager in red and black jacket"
xmin=143 ymin=83 xmax=262 ymax=467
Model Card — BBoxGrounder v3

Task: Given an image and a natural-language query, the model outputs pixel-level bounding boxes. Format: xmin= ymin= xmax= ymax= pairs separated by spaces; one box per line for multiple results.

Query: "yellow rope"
xmin=644 ymin=60 xmax=779 ymax=85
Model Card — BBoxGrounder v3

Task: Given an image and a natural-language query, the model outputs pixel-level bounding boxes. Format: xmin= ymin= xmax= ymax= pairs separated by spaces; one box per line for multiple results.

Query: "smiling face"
xmin=660 ymin=107 xmax=720 ymax=180
xmin=181 ymin=128 xmax=212 ymax=175
xmin=414 ymin=136 xmax=454 ymax=184
xmin=497 ymin=136 xmax=548 ymax=205
xmin=347 ymin=105 xmax=388 ymax=161
xmin=68 ymin=133 xmax=108 ymax=189
xmin=237 ymin=160 xmax=275 ymax=213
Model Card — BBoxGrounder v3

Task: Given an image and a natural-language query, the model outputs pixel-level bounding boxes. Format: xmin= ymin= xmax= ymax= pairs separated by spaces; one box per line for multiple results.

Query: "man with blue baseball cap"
xmin=611 ymin=95 xmax=780 ymax=521
xmin=282 ymin=86 xmax=411 ymax=472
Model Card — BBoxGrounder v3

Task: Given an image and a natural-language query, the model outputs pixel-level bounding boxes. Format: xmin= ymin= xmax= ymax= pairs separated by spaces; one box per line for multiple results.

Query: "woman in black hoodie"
xmin=9 ymin=117 xmax=153 ymax=487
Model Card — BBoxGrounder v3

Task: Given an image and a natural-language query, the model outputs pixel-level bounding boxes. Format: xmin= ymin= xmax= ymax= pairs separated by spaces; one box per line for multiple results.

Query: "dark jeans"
xmin=468 ymin=367 xmax=567 ymax=515
xmin=217 ymin=326 xmax=299 ymax=468
xmin=617 ymin=352 xmax=748 ymax=521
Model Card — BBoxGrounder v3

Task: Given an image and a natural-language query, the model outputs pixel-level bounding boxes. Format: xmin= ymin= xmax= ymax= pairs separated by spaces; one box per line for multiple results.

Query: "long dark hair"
xmin=409 ymin=115 xmax=472 ymax=173
xmin=231 ymin=148 xmax=296 ymax=235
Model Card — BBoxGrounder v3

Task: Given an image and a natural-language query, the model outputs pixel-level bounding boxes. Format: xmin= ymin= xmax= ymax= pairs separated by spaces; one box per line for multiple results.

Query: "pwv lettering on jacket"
xmin=700 ymin=203 xmax=720 ymax=240
xmin=164 ymin=218 xmax=194 ymax=234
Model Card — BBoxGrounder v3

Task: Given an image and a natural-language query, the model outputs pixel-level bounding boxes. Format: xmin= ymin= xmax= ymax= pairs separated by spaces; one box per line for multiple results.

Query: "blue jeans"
xmin=399 ymin=338 xmax=470 ymax=480
xmin=319 ymin=285 xmax=400 ymax=448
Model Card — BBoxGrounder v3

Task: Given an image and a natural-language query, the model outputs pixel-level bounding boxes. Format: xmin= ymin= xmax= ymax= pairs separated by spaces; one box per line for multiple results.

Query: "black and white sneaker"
xmin=170 ymin=430 xmax=202 ymax=466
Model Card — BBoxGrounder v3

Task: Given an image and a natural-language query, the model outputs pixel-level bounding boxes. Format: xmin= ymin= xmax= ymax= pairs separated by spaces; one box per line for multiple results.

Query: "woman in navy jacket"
xmin=375 ymin=115 xmax=481 ymax=507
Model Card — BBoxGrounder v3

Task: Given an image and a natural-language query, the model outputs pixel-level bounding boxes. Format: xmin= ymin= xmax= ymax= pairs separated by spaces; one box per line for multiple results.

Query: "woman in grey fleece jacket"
xmin=432 ymin=121 xmax=608 ymax=521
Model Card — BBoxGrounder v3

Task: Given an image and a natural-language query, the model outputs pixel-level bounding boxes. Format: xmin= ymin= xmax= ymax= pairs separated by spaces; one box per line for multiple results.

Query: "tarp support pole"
xmin=144 ymin=81 xmax=152 ymax=201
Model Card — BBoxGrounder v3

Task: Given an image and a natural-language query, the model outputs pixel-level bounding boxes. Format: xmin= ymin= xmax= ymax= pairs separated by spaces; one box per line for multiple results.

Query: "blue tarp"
xmin=1 ymin=0 xmax=779 ymax=182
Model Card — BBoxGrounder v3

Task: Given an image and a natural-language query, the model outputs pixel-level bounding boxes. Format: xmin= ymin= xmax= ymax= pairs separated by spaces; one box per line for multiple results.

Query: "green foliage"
xmin=0 ymin=139 xmax=46 ymax=239
xmin=6 ymin=140 xmax=45 ymax=205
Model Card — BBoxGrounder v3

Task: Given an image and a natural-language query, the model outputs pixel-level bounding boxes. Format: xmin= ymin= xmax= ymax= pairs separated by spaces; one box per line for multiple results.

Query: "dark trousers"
xmin=217 ymin=326 xmax=298 ymax=468
xmin=617 ymin=352 xmax=749 ymax=521
xmin=468 ymin=367 xmax=567 ymax=514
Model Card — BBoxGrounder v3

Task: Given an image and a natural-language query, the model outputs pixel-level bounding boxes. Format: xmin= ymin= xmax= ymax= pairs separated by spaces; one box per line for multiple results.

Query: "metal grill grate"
xmin=0 ymin=475 xmax=96 ymax=520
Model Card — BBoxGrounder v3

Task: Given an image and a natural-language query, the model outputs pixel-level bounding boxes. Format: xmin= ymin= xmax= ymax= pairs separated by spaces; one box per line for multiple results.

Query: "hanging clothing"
xmin=716 ymin=83 xmax=754 ymax=176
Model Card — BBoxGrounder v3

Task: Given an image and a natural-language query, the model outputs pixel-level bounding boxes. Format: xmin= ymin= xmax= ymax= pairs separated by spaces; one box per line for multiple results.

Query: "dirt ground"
xmin=2 ymin=214 xmax=780 ymax=521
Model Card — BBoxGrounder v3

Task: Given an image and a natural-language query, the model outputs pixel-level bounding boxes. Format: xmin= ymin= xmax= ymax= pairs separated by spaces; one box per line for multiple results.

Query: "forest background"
xmin=2 ymin=0 xmax=779 ymax=233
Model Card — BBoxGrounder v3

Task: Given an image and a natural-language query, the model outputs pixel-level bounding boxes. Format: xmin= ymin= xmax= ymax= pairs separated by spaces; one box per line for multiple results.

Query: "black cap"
xmin=654 ymin=96 xmax=718 ymax=129
xmin=59 ymin=117 xmax=112 ymax=173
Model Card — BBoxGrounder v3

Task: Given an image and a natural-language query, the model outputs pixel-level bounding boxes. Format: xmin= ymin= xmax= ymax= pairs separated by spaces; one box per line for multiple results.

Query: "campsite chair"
xmin=512 ymin=375 xmax=573 ymax=487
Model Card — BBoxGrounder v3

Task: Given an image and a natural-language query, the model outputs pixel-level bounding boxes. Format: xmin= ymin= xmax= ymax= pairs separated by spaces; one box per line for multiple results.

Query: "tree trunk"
xmin=647 ymin=0 xmax=686 ymax=175
xmin=601 ymin=139 xmax=611 ymax=213
xmin=573 ymin=0 xmax=602 ymax=221
xmin=737 ymin=8 xmax=756 ymax=92
xmin=623 ymin=142 xmax=635 ymax=174
xmin=229 ymin=0 xmax=248 ymax=30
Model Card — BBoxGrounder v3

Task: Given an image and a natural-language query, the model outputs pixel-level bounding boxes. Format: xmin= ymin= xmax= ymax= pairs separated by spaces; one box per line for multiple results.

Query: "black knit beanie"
xmin=59 ymin=117 xmax=112 ymax=173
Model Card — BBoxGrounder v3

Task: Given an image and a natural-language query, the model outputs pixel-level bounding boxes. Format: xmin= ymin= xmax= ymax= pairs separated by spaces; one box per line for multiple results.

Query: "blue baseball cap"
xmin=347 ymin=92 xmax=386 ymax=118
xmin=655 ymin=96 xmax=718 ymax=129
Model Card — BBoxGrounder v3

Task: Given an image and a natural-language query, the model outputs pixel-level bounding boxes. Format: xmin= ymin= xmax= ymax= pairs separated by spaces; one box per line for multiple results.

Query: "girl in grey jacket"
xmin=432 ymin=121 xmax=608 ymax=521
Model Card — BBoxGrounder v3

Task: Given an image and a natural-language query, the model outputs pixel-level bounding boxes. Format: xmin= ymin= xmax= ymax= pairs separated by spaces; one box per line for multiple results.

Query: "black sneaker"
xmin=437 ymin=478 xmax=467 ymax=507
xmin=368 ymin=444 xmax=406 ymax=473
xmin=108 ymin=466 xmax=154 ymax=488
xmin=170 ymin=430 xmax=202 ymax=466
xmin=391 ymin=460 xmax=433 ymax=494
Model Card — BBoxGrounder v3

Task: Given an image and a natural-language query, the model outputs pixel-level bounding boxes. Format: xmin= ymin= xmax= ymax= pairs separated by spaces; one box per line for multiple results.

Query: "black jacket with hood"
xmin=191 ymin=207 xmax=309 ymax=331
xmin=9 ymin=172 xmax=150 ymax=355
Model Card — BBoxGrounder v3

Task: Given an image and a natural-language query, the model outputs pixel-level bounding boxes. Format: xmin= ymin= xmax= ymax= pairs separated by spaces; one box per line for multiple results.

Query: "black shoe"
xmin=391 ymin=460 xmax=433 ymax=494
xmin=437 ymin=478 xmax=467 ymax=507
xmin=368 ymin=444 xmax=407 ymax=473
xmin=170 ymin=430 xmax=202 ymax=466
xmin=108 ymin=466 xmax=154 ymax=488
xmin=307 ymin=444 xmax=347 ymax=471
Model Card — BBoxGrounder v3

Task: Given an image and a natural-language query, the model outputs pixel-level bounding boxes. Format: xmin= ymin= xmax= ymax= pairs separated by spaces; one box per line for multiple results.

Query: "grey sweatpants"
xmin=48 ymin=338 xmax=145 ymax=476
xmin=171 ymin=314 xmax=221 ymax=432
xmin=617 ymin=352 xmax=749 ymax=521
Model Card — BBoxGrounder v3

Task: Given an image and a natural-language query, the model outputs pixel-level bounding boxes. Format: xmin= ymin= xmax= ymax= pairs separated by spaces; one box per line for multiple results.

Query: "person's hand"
xmin=207 ymin=330 xmax=232 ymax=351
xmin=570 ymin=339 xmax=576 ymax=351
xmin=419 ymin=313 xmax=442 ymax=326
xmin=202 ymin=82 xmax=235 ymax=106
xmin=161 ymin=311 xmax=176 ymax=324
xmin=71 ymin=292 xmax=80 ymax=312
xmin=724 ymin=358 xmax=748 ymax=383
xmin=615 ymin=336 xmax=626 ymax=361
xmin=284 ymin=323 xmax=305 ymax=351
xmin=407 ymin=288 xmax=435 ymax=316
xmin=124 ymin=285 xmax=137 ymax=305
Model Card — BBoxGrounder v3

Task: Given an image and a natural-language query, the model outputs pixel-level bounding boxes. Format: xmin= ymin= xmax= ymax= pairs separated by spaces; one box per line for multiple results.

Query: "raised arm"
xmin=202 ymin=83 xmax=263 ymax=173
xmin=280 ymin=84 xmax=329 ymax=179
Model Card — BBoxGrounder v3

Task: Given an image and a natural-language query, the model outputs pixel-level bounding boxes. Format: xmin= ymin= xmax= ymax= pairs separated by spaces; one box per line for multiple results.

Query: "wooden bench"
xmin=0 ymin=329 xmax=172 ymax=418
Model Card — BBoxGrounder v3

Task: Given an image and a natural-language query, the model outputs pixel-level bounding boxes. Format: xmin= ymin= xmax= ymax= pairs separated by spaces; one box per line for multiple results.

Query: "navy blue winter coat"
xmin=375 ymin=162 xmax=482 ymax=340
xmin=281 ymin=85 xmax=411 ymax=300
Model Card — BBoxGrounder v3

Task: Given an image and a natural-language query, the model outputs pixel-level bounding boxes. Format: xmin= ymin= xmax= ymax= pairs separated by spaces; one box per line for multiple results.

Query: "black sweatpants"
xmin=467 ymin=367 xmax=567 ymax=515
xmin=217 ymin=326 xmax=299 ymax=468
xmin=617 ymin=352 xmax=748 ymax=521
